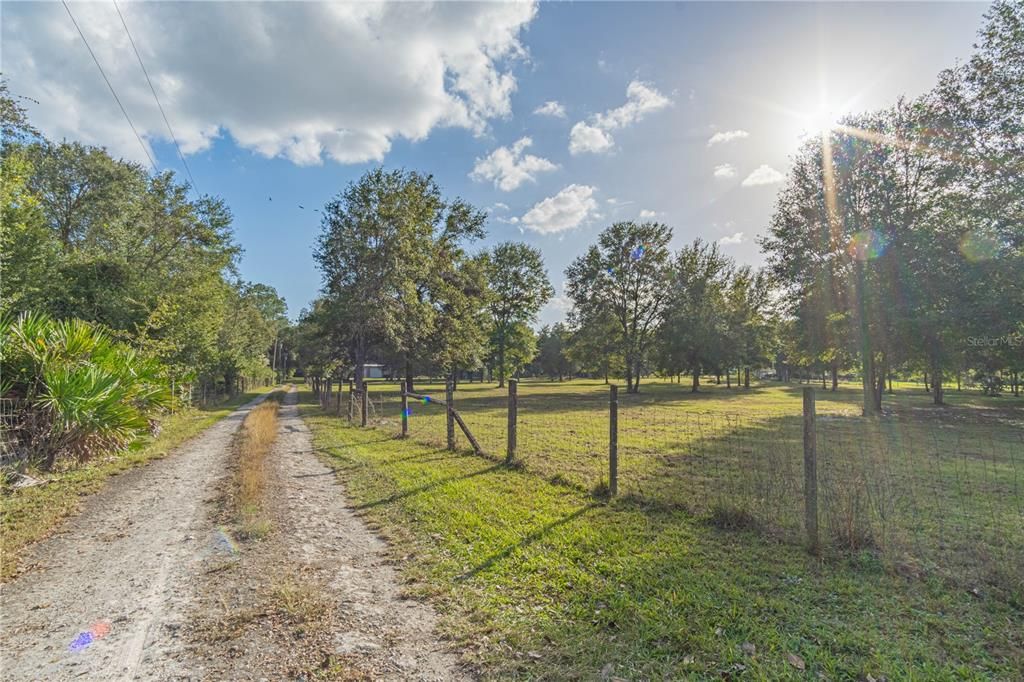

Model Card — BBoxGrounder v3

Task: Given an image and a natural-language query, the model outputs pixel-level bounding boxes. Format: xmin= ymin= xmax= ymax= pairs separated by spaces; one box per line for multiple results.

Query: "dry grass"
xmin=234 ymin=397 xmax=281 ymax=538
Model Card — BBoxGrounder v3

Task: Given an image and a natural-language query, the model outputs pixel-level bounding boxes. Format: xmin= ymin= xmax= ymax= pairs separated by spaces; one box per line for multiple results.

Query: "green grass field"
xmin=302 ymin=379 xmax=1023 ymax=679
xmin=0 ymin=385 xmax=279 ymax=582
xmin=340 ymin=377 xmax=1024 ymax=594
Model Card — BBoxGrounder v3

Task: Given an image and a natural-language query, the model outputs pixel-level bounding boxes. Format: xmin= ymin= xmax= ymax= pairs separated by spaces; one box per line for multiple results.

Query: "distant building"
xmin=359 ymin=364 xmax=386 ymax=379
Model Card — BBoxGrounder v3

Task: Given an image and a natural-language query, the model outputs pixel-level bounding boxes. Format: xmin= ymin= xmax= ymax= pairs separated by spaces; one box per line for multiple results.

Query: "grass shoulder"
xmin=298 ymin=385 xmax=1023 ymax=680
xmin=1 ymin=385 xmax=280 ymax=582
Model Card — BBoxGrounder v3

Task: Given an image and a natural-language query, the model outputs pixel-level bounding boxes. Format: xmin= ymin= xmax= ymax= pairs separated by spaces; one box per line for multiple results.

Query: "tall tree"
xmin=314 ymin=168 xmax=485 ymax=390
xmin=484 ymin=242 xmax=553 ymax=387
xmin=657 ymin=239 xmax=731 ymax=392
xmin=536 ymin=323 xmax=574 ymax=381
xmin=566 ymin=221 xmax=672 ymax=393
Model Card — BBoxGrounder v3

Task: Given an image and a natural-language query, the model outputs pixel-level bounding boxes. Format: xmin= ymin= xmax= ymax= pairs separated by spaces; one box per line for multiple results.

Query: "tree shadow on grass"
xmin=353 ymin=463 xmax=503 ymax=511
xmin=458 ymin=502 xmax=598 ymax=581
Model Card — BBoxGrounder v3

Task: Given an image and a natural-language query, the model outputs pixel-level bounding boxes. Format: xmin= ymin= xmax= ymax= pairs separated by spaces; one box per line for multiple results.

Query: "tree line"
xmin=2 ymin=85 xmax=286 ymax=468
xmin=762 ymin=0 xmax=1023 ymax=411
xmin=295 ymin=3 xmax=1021 ymax=410
xmin=292 ymin=163 xmax=777 ymax=397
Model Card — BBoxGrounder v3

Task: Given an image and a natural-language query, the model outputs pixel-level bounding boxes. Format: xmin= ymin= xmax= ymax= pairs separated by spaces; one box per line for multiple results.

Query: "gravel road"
xmin=0 ymin=396 xmax=269 ymax=681
xmin=1 ymin=389 xmax=467 ymax=681
xmin=269 ymin=389 xmax=467 ymax=680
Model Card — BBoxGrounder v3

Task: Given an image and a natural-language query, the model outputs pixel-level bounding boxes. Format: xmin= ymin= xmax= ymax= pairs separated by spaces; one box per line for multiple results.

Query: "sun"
xmin=797 ymin=103 xmax=846 ymax=138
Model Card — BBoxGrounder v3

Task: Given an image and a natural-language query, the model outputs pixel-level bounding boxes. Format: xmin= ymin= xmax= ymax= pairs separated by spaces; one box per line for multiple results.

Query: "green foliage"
xmin=762 ymin=2 xmax=1024 ymax=405
xmin=535 ymin=323 xmax=574 ymax=380
xmin=313 ymin=168 xmax=488 ymax=386
xmin=1 ymin=312 xmax=171 ymax=469
xmin=566 ymin=221 xmax=673 ymax=393
xmin=485 ymin=242 xmax=554 ymax=386
xmin=1 ymin=93 xmax=284 ymax=398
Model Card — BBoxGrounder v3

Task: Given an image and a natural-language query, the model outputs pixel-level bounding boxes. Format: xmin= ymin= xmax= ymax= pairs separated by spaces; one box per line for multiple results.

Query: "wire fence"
xmin=312 ymin=379 xmax=1024 ymax=597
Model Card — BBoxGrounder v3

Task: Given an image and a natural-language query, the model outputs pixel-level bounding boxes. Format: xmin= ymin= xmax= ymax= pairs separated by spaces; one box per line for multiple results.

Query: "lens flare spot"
xmin=960 ymin=231 xmax=1000 ymax=262
xmin=403 ymin=407 xmax=412 ymax=417
xmin=847 ymin=230 xmax=888 ymax=262
xmin=69 ymin=621 xmax=111 ymax=652
xmin=421 ymin=396 xmax=430 ymax=405
xmin=214 ymin=526 xmax=239 ymax=554
xmin=630 ymin=245 xmax=646 ymax=261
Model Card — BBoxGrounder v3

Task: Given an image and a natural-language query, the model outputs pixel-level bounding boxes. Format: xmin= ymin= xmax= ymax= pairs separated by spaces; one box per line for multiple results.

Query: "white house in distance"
xmin=358 ymin=364 xmax=386 ymax=380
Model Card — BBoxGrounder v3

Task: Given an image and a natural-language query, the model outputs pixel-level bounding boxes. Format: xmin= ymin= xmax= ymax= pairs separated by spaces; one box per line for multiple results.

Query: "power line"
xmin=112 ymin=0 xmax=201 ymax=198
xmin=61 ymin=0 xmax=157 ymax=171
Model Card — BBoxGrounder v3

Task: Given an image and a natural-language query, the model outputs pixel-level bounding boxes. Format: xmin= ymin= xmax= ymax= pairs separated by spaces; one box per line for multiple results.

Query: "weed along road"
xmin=0 ymin=388 xmax=464 ymax=680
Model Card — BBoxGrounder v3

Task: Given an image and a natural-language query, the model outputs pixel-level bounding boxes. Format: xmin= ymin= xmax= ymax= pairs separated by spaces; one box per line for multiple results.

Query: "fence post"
xmin=446 ymin=378 xmax=455 ymax=451
xmin=609 ymin=384 xmax=618 ymax=497
xmin=803 ymin=386 xmax=819 ymax=553
xmin=361 ymin=387 xmax=369 ymax=427
xmin=336 ymin=390 xmax=342 ymax=417
xmin=401 ymin=385 xmax=409 ymax=438
xmin=506 ymin=379 xmax=518 ymax=464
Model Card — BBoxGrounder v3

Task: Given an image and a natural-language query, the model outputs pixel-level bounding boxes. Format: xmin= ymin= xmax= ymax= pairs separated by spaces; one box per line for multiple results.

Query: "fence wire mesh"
xmin=312 ymin=379 xmax=1023 ymax=595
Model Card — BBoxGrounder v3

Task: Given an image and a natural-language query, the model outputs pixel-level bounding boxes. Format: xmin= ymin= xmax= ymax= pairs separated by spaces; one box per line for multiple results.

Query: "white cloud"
xmin=521 ymin=184 xmax=598 ymax=234
xmin=569 ymin=79 xmax=671 ymax=155
xmin=569 ymin=122 xmax=614 ymax=154
xmin=639 ymin=209 xmax=658 ymax=220
xmin=741 ymin=164 xmax=785 ymax=187
xmin=533 ymin=100 xmax=566 ymax=118
xmin=470 ymin=137 xmax=557 ymax=191
xmin=3 ymin=2 xmax=537 ymax=166
xmin=713 ymin=163 xmax=737 ymax=179
xmin=707 ymin=129 xmax=750 ymax=146
xmin=489 ymin=202 xmax=510 ymax=212
xmin=542 ymin=295 xmax=572 ymax=317
xmin=606 ymin=197 xmax=634 ymax=206
xmin=718 ymin=232 xmax=745 ymax=246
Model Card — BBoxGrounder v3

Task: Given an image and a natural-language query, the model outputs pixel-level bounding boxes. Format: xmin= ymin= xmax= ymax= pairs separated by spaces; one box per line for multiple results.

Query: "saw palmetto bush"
xmin=1 ymin=311 xmax=171 ymax=469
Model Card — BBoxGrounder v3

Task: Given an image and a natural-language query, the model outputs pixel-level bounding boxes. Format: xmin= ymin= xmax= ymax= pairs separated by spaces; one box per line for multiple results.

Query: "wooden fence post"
xmin=609 ymin=384 xmax=618 ymax=497
xmin=361 ymin=387 xmax=368 ymax=427
xmin=401 ymin=385 xmax=409 ymax=438
xmin=446 ymin=378 xmax=455 ymax=451
xmin=336 ymin=390 xmax=342 ymax=417
xmin=803 ymin=386 xmax=819 ymax=553
xmin=506 ymin=379 xmax=517 ymax=464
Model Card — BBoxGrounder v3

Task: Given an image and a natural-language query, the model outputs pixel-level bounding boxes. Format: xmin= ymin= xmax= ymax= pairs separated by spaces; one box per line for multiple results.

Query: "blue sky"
xmin=5 ymin=1 xmax=989 ymax=324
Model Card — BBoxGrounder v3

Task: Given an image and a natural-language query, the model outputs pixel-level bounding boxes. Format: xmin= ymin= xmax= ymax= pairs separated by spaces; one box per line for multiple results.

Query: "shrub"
xmin=1 ymin=311 xmax=171 ymax=469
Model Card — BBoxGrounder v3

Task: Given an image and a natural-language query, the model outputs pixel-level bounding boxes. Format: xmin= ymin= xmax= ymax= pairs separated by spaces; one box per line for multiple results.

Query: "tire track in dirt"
xmin=268 ymin=387 xmax=468 ymax=680
xmin=0 ymin=394 xmax=271 ymax=681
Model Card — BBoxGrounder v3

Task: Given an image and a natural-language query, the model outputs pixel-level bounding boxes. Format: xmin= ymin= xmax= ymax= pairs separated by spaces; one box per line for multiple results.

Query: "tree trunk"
xmin=691 ymin=366 xmax=700 ymax=393
xmin=876 ymin=360 xmax=884 ymax=409
xmin=497 ymin=336 xmax=506 ymax=388
xmin=744 ymin=367 xmax=751 ymax=389
xmin=855 ymin=262 xmax=876 ymax=416
xmin=405 ymin=359 xmax=415 ymax=393
xmin=830 ymin=363 xmax=838 ymax=391
xmin=625 ymin=359 xmax=634 ymax=394
xmin=353 ymin=332 xmax=367 ymax=393
xmin=932 ymin=364 xmax=944 ymax=405
xmin=726 ymin=372 xmax=731 ymax=388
